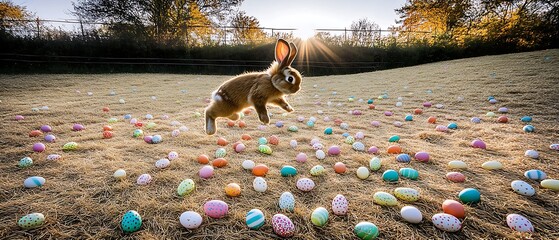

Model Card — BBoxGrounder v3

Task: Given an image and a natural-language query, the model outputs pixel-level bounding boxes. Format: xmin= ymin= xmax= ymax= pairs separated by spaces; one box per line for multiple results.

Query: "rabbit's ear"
xmin=275 ymin=39 xmax=291 ymax=68
xmin=286 ymin=42 xmax=298 ymax=66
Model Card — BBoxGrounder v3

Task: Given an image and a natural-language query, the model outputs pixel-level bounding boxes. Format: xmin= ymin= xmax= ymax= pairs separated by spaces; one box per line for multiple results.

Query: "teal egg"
xmin=382 ymin=170 xmax=399 ymax=182
xmin=258 ymin=137 xmax=268 ymax=145
xmin=311 ymin=207 xmax=329 ymax=227
xmin=246 ymin=209 xmax=265 ymax=230
xmin=404 ymin=115 xmax=413 ymax=121
xmin=447 ymin=122 xmax=458 ymax=129
xmin=121 ymin=210 xmax=142 ymax=233
xmin=324 ymin=127 xmax=333 ymax=135
xmin=18 ymin=157 xmax=33 ymax=168
xmin=288 ymin=125 xmax=298 ymax=132
xmin=399 ymin=168 xmax=419 ymax=180
xmin=280 ymin=166 xmax=298 ymax=177
xmin=367 ymin=99 xmax=374 ymax=104
xmin=215 ymin=148 xmax=227 ymax=158
xmin=307 ymin=121 xmax=315 ymax=127
xmin=388 ymin=135 xmax=400 ymax=142
xmin=520 ymin=116 xmax=532 ymax=122
xmin=523 ymin=125 xmax=535 ymax=132
xmin=354 ymin=222 xmax=379 ymax=240
xmin=458 ymin=188 xmax=481 ymax=204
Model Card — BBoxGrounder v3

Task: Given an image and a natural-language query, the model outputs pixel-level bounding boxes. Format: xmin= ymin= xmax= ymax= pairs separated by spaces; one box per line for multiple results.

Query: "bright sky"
xmin=13 ymin=0 xmax=406 ymax=38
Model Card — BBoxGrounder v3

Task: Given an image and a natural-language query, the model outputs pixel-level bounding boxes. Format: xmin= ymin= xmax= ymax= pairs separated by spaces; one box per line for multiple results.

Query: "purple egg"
xmin=199 ymin=165 xmax=214 ymax=179
xmin=498 ymin=107 xmax=508 ymax=113
xmin=40 ymin=125 xmax=52 ymax=132
xmin=15 ymin=115 xmax=24 ymax=121
xmin=352 ymin=110 xmax=362 ymax=115
xmin=384 ymin=111 xmax=393 ymax=116
xmin=471 ymin=117 xmax=481 ymax=123
xmin=44 ymin=134 xmax=56 ymax=143
xmin=33 ymin=143 xmax=46 ymax=152
xmin=371 ymin=121 xmax=381 ymax=127
xmin=73 ymin=124 xmax=85 ymax=131
xmin=296 ymin=153 xmax=308 ymax=163
xmin=414 ymin=152 xmax=430 ymax=162
xmin=144 ymin=136 xmax=153 ymax=143
xmin=489 ymin=99 xmax=498 ymax=104
xmin=368 ymin=146 xmax=379 ymax=154
xmin=423 ymin=102 xmax=432 ymax=107
xmin=275 ymin=121 xmax=284 ymax=128
xmin=328 ymin=145 xmax=341 ymax=156
xmin=471 ymin=139 xmax=487 ymax=149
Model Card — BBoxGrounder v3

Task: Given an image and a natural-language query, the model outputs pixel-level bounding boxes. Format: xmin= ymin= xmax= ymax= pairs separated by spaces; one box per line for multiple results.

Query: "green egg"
xmin=18 ymin=213 xmax=45 ymax=229
xmin=354 ymin=221 xmax=379 ymax=240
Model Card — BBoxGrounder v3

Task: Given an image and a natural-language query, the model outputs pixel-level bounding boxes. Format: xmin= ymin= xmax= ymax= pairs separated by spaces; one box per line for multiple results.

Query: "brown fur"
xmin=204 ymin=39 xmax=302 ymax=135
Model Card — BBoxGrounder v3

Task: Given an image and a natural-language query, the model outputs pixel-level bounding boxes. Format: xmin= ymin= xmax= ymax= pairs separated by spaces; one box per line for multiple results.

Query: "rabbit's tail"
xmin=205 ymin=110 xmax=216 ymax=135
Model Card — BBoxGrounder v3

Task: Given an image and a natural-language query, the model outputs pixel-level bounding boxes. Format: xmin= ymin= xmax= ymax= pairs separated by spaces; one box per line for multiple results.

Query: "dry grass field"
xmin=1 ymin=49 xmax=558 ymax=240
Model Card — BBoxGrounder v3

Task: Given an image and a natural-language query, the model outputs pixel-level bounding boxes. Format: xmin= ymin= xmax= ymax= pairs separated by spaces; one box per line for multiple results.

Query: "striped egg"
xmin=396 ymin=154 xmax=411 ymax=163
xmin=506 ymin=214 xmax=534 ymax=233
xmin=369 ymin=157 xmax=381 ymax=171
xmin=177 ymin=179 xmax=195 ymax=196
xmin=331 ymin=194 xmax=348 ymax=215
xmin=394 ymin=187 xmax=420 ymax=202
xmin=524 ymin=169 xmax=547 ymax=181
xmin=272 ymin=214 xmax=295 ymax=237
xmin=310 ymin=165 xmax=325 ymax=176
xmin=258 ymin=145 xmax=273 ymax=155
xmin=246 ymin=209 xmax=265 ymax=230
xmin=136 ymin=174 xmax=152 ymax=185
xmin=287 ymin=125 xmax=298 ymax=132
xmin=399 ymin=168 xmax=419 ymax=180
xmin=311 ymin=207 xmax=329 ymax=227
xmin=373 ymin=191 xmax=398 ymax=206
xmin=24 ymin=176 xmax=45 ymax=188
xmin=510 ymin=180 xmax=535 ymax=196
xmin=352 ymin=142 xmax=365 ymax=151
xmin=432 ymin=213 xmax=462 ymax=232
xmin=354 ymin=222 xmax=379 ymax=240
xmin=279 ymin=192 xmax=295 ymax=211
xmin=203 ymin=200 xmax=229 ymax=219
xmin=296 ymin=178 xmax=315 ymax=192
xmin=523 ymin=125 xmax=535 ymax=132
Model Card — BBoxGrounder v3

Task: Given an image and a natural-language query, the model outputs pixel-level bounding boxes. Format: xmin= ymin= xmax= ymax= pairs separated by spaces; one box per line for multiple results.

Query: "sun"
xmin=296 ymin=27 xmax=316 ymax=40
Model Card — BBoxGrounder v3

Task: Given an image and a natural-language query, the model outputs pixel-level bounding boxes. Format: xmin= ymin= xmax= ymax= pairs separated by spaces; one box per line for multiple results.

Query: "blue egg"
xmin=520 ymin=116 xmax=532 ymax=122
xmin=151 ymin=135 xmax=162 ymax=144
xmin=447 ymin=122 xmax=458 ymax=129
xmin=324 ymin=127 xmax=333 ymax=135
xmin=342 ymin=132 xmax=350 ymax=137
xmin=306 ymin=120 xmax=315 ymax=127
xmin=523 ymin=125 xmax=535 ymax=132
xmin=471 ymin=117 xmax=481 ymax=123
xmin=124 ymin=114 xmax=132 ymax=119
xmin=396 ymin=153 xmax=411 ymax=163
xmin=275 ymin=121 xmax=284 ymax=128
xmin=404 ymin=115 xmax=413 ymax=121
xmin=487 ymin=96 xmax=495 ymax=100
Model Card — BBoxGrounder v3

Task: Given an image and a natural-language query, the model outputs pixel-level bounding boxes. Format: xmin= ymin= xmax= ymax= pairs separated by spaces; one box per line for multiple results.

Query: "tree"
xmin=0 ymin=0 xmax=32 ymax=35
xmin=350 ymin=18 xmax=381 ymax=47
xmin=229 ymin=11 xmax=267 ymax=45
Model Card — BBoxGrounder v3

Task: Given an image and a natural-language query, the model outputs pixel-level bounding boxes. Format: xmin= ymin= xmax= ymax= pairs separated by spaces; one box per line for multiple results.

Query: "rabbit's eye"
xmin=285 ymin=75 xmax=294 ymax=84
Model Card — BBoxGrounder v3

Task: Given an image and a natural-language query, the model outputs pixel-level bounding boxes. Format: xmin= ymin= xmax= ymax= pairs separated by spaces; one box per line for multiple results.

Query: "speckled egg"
xmin=352 ymin=142 xmax=365 ymax=151
xmin=179 ymin=211 xmax=202 ymax=229
xmin=373 ymin=191 xmax=398 ymax=206
xmin=62 ymin=142 xmax=78 ymax=151
xmin=510 ymin=180 xmax=535 ymax=196
xmin=272 ymin=214 xmax=295 ymax=237
xmin=46 ymin=154 xmax=62 ymax=161
xmin=432 ymin=213 xmax=462 ymax=232
xmin=215 ymin=148 xmax=227 ymax=158
xmin=155 ymin=158 xmax=170 ymax=169
xmin=287 ymin=125 xmax=298 ymax=132
xmin=253 ymin=177 xmax=267 ymax=192
xmin=296 ymin=178 xmax=315 ymax=192
xmin=18 ymin=213 xmax=45 ymax=229
xmin=18 ymin=157 xmax=33 ymax=168
xmin=310 ymin=165 xmax=325 ymax=176
xmin=203 ymin=200 xmax=229 ymax=218
xmin=279 ymin=192 xmax=295 ymax=211
xmin=506 ymin=214 xmax=534 ymax=233
xmin=446 ymin=172 xmax=466 ymax=183
xmin=315 ymin=150 xmax=326 ymax=160
xmin=394 ymin=187 xmax=420 ymax=202
xmin=369 ymin=157 xmax=381 ymax=171
xmin=136 ymin=174 xmax=152 ymax=185
xmin=177 ymin=179 xmax=195 ymax=196
xmin=121 ymin=210 xmax=142 ymax=233
xmin=332 ymin=194 xmax=348 ymax=215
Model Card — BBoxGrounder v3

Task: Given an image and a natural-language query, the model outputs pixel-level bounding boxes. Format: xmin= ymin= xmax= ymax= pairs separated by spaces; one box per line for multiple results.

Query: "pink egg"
xmin=44 ymin=134 xmax=56 ymax=143
xmin=446 ymin=172 xmax=466 ymax=183
xmin=296 ymin=153 xmax=308 ymax=163
xmin=15 ymin=115 xmax=24 ymax=121
xmin=235 ymin=143 xmax=246 ymax=153
xmin=199 ymin=166 xmax=214 ymax=179
xmin=384 ymin=111 xmax=393 ymax=116
xmin=33 ymin=143 xmax=45 ymax=152
xmin=471 ymin=139 xmax=486 ymax=149
xmin=414 ymin=152 xmax=430 ymax=162
xmin=332 ymin=194 xmax=349 ymax=215
xmin=368 ymin=146 xmax=379 ymax=154
xmin=203 ymin=200 xmax=229 ymax=218
xmin=136 ymin=173 xmax=152 ymax=185
xmin=272 ymin=214 xmax=295 ymax=237
xmin=171 ymin=129 xmax=180 ymax=137
xmin=355 ymin=132 xmax=365 ymax=139
xmin=327 ymin=145 xmax=341 ymax=156
xmin=296 ymin=178 xmax=315 ymax=191
xmin=144 ymin=136 xmax=153 ymax=143
xmin=371 ymin=121 xmax=381 ymax=127
xmin=73 ymin=124 xmax=85 ymax=131
xmin=352 ymin=110 xmax=362 ymax=115
xmin=40 ymin=125 xmax=52 ymax=132
xmin=435 ymin=125 xmax=448 ymax=132
xmin=423 ymin=102 xmax=432 ymax=107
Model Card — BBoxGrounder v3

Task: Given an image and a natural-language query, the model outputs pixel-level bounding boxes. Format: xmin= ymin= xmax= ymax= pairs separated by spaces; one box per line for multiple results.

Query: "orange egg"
xmin=238 ymin=121 xmax=247 ymax=128
xmin=227 ymin=120 xmax=235 ymax=127
xmin=368 ymin=104 xmax=375 ymax=109
xmin=225 ymin=183 xmax=241 ymax=197
xmin=427 ymin=116 xmax=437 ymax=124
xmin=442 ymin=199 xmax=465 ymax=218
xmin=103 ymin=125 xmax=113 ymax=131
xmin=334 ymin=162 xmax=347 ymax=174
xmin=217 ymin=137 xmax=229 ymax=146
xmin=102 ymin=107 xmax=110 ymax=112
xmin=241 ymin=134 xmax=252 ymax=140
xmin=197 ymin=154 xmax=210 ymax=164
xmin=29 ymin=130 xmax=42 ymax=137
xmin=334 ymin=119 xmax=343 ymax=125
xmin=212 ymin=158 xmax=228 ymax=168
xmin=497 ymin=116 xmax=508 ymax=123
xmin=268 ymin=135 xmax=279 ymax=145
xmin=252 ymin=164 xmax=269 ymax=176
xmin=103 ymin=131 xmax=113 ymax=139
xmin=414 ymin=109 xmax=423 ymax=114
xmin=387 ymin=145 xmax=402 ymax=154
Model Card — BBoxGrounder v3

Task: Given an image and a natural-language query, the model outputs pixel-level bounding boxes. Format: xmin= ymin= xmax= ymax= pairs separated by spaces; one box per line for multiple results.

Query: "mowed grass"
xmin=1 ymin=49 xmax=558 ymax=240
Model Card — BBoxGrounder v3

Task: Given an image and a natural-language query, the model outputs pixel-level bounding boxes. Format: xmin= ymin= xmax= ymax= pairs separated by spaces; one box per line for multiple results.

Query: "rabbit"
xmin=204 ymin=38 xmax=302 ymax=135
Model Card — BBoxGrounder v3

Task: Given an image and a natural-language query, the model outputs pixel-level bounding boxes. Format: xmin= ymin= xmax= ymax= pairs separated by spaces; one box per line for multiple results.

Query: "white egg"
xmin=400 ymin=206 xmax=422 ymax=223
xmin=242 ymin=160 xmax=255 ymax=170
xmin=511 ymin=180 xmax=535 ymax=196
xmin=180 ymin=211 xmax=203 ymax=229
xmin=315 ymin=150 xmax=326 ymax=160
xmin=113 ymin=169 xmax=126 ymax=180
xmin=253 ymin=177 xmax=267 ymax=192
xmin=290 ymin=140 xmax=298 ymax=149
xmin=155 ymin=158 xmax=171 ymax=169
xmin=279 ymin=192 xmax=295 ymax=211
xmin=356 ymin=167 xmax=370 ymax=180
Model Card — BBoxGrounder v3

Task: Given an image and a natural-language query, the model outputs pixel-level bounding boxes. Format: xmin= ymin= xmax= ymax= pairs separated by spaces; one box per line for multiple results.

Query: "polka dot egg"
xmin=332 ymin=194 xmax=348 ymax=216
xmin=18 ymin=213 xmax=45 ymax=229
xmin=296 ymin=178 xmax=315 ymax=192
xmin=506 ymin=214 xmax=534 ymax=233
xmin=203 ymin=200 xmax=229 ymax=219
xmin=278 ymin=192 xmax=295 ymax=211
xmin=373 ymin=191 xmax=398 ymax=206
xmin=272 ymin=214 xmax=295 ymax=238
xmin=121 ymin=210 xmax=142 ymax=233
xmin=432 ymin=213 xmax=462 ymax=232
xmin=393 ymin=187 xmax=420 ymax=202
xmin=177 ymin=179 xmax=195 ymax=196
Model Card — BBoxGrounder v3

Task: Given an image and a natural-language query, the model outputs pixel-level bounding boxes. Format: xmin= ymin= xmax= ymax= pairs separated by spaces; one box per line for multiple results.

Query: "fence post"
xmin=80 ymin=19 xmax=85 ymax=38
xmin=36 ymin=17 xmax=40 ymax=39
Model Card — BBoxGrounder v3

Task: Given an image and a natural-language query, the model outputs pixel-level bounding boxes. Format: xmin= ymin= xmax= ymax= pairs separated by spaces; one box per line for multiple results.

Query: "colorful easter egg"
xmin=296 ymin=152 xmax=308 ymax=163
xmin=405 ymin=115 xmax=413 ymax=121
xmin=369 ymin=157 xmax=381 ymax=171
xmin=167 ymin=151 xmax=178 ymax=160
xmin=197 ymin=154 xmax=210 ymax=164
xmin=225 ymin=183 xmax=241 ymax=197
xmin=387 ymin=145 xmax=402 ymax=154
xmin=525 ymin=149 xmax=539 ymax=159
xmin=44 ymin=134 xmax=56 ymax=143
xmin=394 ymin=187 xmax=420 ymax=202
xmin=272 ymin=214 xmax=295 ymax=237
xmin=382 ymin=170 xmax=399 ymax=182
xmin=352 ymin=142 xmax=365 ymax=151
xmin=340 ymin=122 xmax=349 ymax=129
xmin=414 ymin=152 xmax=429 ymax=162
xmin=310 ymin=165 xmax=325 ymax=176
xmin=212 ymin=158 xmax=228 ymax=168
xmin=144 ymin=135 xmax=153 ymax=143
xmin=311 ymin=207 xmax=329 ymax=227
xmin=506 ymin=214 xmax=534 ymax=233
xmin=389 ymin=135 xmax=400 ymax=142
xmin=448 ymin=160 xmax=467 ymax=169
xmin=72 ymin=123 xmax=85 ymax=131
xmin=510 ymin=180 xmax=535 ymax=196
xmin=18 ymin=157 xmax=33 ymax=168
xmin=257 ymin=137 xmax=268 ymax=145
xmin=15 ymin=115 xmax=25 ymax=121
xmin=471 ymin=117 xmax=481 ymax=123
xmin=215 ymin=148 xmax=227 ymax=158
xmin=523 ymin=125 xmax=535 ymax=132
xmin=447 ymin=122 xmax=458 ymax=129
xmin=289 ymin=140 xmax=297 ymax=148
xmin=18 ymin=213 xmax=45 ymax=229
xmin=29 ymin=130 xmax=42 ymax=137
xmin=373 ymin=191 xmax=398 ymax=206
xmin=324 ymin=127 xmax=333 ymax=135
xmin=296 ymin=178 xmax=315 ymax=192
xmin=524 ymin=169 xmax=546 ymax=181
xmin=287 ymin=125 xmax=298 ymax=132
xmin=242 ymin=160 xmax=255 ymax=170
xmin=520 ymin=116 xmax=532 ymax=122
xmin=486 ymin=112 xmax=496 ymax=117
xmin=258 ymin=145 xmax=273 ymax=155
xmin=355 ymin=132 xmax=365 ymax=139
xmin=203 ymin=200 xmax=229 ymax=218
xmin=40 ymin=125 xmax=52 ymax=132
xmin=246 ymin=209 xmax=265 ymax=230
xmin=400 ymin=206 xmax=422 ymax=223
xmin=315 ymin=150 xmax=326 ymax=160
xmin=24 ymin=176 xmax=45 ymax=188
xmin=481 ymin=161 xmax=503 ymax=170
xmin=427 ymin=116 xmax=437 ymax=124
xmin=233 ymin=142 xmax=245 ymax=153
xmin=368 ymin=146 xmax=379 ymax=154
xmin=217 ymin=137 xmax=229 ymax=146
xmin=442 ymin=200 xmax=465 ymax=218
xmin=121 ymin=210 xmax=142 ymax=233
xmin=356 ymin=167 xmax=370 ymax=179
xmin=32 ymin=143 xmax=45 ymax=153
xmin=371 ymin=121 xmax=380 ymax=127
xmin=268 ymin=135 xmax=280 ymax=145
xmin=354 ymin=222 xmax=379 ymax=240
xmin=471 ymin=139 xmax=486 ymax=149
xmin=103 ymin=131 xmax=113 ymax=139
xmin=155 ymin=158 xmax=171 ymax=169
xmin=384 ymin=111 xmax=393 ymax=116
xmin=253 ymin=177 xmax=267 ymax=192
xmin=396 ymin=154 xmax=411 ymax=163
xmin=281 ymin=165 xmax=298 ymax=177
xmin=432 ymin=213 xmax=462 ymax=232
xmin=540 ymin=179 xmax=559 ymax=191
xmin=177 ymin=179 xmax=195 ymax=196
xmin=334 ymin=162 xmax=346 ymax=174
xmin=399 ymin=168 xmax=419 ymax=180
xmin=446 ymin=172 xmax=466 ymax=183
xmin=328 ymin=145 xmax=341 ymax=156
xmin=279 ymin=192 xmax=295 ymax=211
xmin=62 ymin=142 xmax=79 ymax=151
xmin=332 ymin=194 xmax=348 ymax=215
xmin=252 ymin=164 xmax=269 ymax=176
xmin=179 ymin=211 xmax=202 ymax=229
xmin=199 ymin=165 xmax=214 ymax=179
xmin=458 ymin=188 xmax=481 ymax=204
xmin=46 ymin=154 xmax=62 ymax=161
xmin=132 ymin=129 xmax=143 ymax=138
xmin=136 ymin=174 xmax=152 ymax=185
xmin=497 ymin=116 xmax=508 ymax=123
xmin=435 ymin=125 xmax=448 ymax=132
